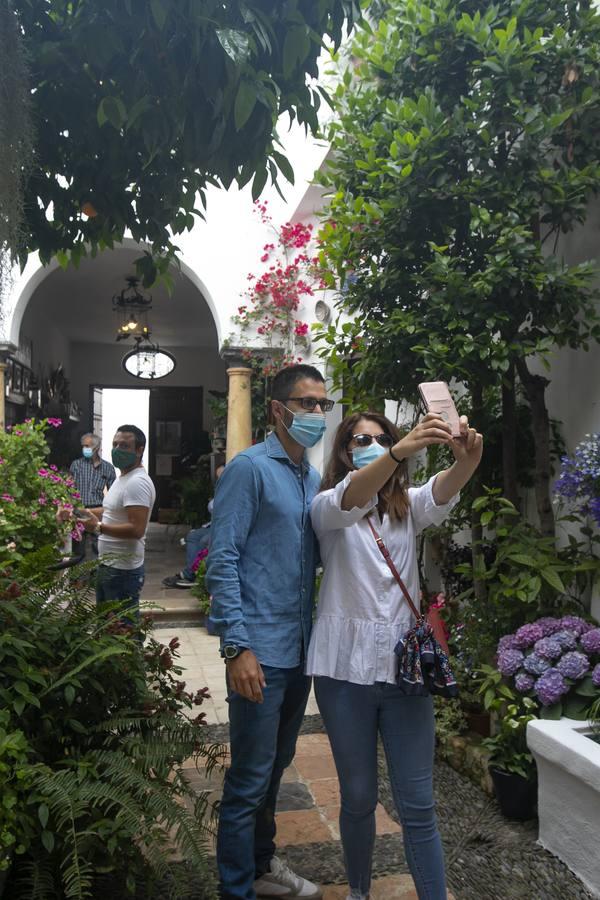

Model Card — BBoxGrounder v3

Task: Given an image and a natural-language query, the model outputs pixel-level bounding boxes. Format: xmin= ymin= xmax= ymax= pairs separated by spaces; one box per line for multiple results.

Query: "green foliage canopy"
xmin=13 ymin=0 xmax=359 ymax=283
xmin=316 ymin=0 xmax=600 ymax=403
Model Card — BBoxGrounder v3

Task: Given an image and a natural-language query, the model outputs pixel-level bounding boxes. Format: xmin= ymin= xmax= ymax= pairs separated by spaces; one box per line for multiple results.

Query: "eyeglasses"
xmin=351 ymin=432 xmax=394 ymax=448
xmin=284 ymin=397 xmax=335 ymax=412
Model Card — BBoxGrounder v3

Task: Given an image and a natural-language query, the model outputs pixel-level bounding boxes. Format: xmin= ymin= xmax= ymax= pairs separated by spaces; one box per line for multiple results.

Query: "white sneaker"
xmin=346 ymin=892 xmax=369 ymax=900
xmin=254 ymin=856 xmax=323 ymax=898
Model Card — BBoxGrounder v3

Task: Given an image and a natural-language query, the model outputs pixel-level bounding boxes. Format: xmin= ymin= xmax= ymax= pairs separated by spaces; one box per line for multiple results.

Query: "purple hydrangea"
xmin=560 ymin=615 xmax=593 ymax=637
xmin=535 ymin=617 xmax=562 ymax=636
xmin=497 ymin=634 xmax=520 ymax=653
xmin=556 ymin=651 xmax=590 ymax=681
xmin=523 ymin=653 xmax=551 ymax=676
xmin=552 ymin=630 xmax=578 ymax=651
xmin=514 ymin=622 xmax=546 ymax=649
xmin=580 ymin=628 xmax=600 ymax=655
xmin=514 ymin=672 xmax=535 ymax=693
xmin=533 ymin=637 xmax=563 ymax=661
xmin=497 ymin=649 xmax=524 ymax=677
xmin=592 ymin=664 xmax=600 ymax=688
xmin=535 ymin=668 xmax=569 ymax=706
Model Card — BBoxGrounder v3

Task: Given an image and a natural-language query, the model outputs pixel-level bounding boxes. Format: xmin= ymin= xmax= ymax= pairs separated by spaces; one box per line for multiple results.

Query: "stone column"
xmin=224 ymin=353 xmax=253 ymax=462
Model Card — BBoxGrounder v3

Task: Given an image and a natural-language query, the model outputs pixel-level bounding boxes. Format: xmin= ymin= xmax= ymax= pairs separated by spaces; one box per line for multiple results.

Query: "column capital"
xmin=220 ymin=344 xmax=284 ymax=370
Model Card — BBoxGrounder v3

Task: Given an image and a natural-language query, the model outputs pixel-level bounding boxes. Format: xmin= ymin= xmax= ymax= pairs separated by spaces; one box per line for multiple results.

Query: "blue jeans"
xmin=217 ymin=665 xmax=311 ymax=900
xmin=96 ymin=563 xmax=145 ymax=624
xmin=183 ymin=527 xmax=210 ymax=580
xmin=314 ymin=677 xmax=446 ymax=900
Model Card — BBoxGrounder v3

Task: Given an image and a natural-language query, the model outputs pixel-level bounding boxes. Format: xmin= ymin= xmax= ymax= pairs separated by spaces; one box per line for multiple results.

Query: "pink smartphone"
xmin=417 ymin=381 xmax=461 ymax=438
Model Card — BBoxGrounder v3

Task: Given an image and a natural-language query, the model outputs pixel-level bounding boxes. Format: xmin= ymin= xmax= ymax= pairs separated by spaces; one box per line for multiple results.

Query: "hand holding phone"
xmin=73 ymin=507 xmax=93 ymax=520
xmin=417 ymin=381 xmax=461 ymax=438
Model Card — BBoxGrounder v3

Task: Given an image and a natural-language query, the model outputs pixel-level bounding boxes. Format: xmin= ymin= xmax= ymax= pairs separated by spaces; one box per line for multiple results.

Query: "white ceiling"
xmin=21 ymin=247 xmax=218 ymax=348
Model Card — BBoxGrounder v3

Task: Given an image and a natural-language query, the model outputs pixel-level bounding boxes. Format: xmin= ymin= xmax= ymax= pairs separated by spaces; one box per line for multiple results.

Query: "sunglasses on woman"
xmin=351 ymin=432 xmax=394 ymax=448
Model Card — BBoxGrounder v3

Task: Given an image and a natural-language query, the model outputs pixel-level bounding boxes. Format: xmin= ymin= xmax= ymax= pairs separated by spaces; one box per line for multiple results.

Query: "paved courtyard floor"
xmin=142 ymin=525 xmax=594 ymax=900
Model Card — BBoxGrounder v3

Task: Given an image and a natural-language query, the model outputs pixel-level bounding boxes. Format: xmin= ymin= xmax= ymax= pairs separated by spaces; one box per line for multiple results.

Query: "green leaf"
xmin=507 ymin=554 xmax=537 ymax=567
xmin=480 ymin=510 xmax=494 ymax=526
xmin=41 ymin=830 xmax=55 ymax=853
xmin=540 ymin=702 xmax=562 ymax=720
xmin=234 ymin=80 xmax=257 ymax=131
xmin=251 ymin=166 xmax=268 ymax=201
xmin=563 ymin=695 xmax=590 ymax=720
xmin=472 ymin=496 xmax=489 ymax=511
xmin=38 ymin=804 xmax=49 ymax=829
xmin=271 ymin=150 xmax=295 ymax=185
xmin=575 ymin=676 xmax=598 ymax=698
xmin=150 ymin=0 xmax=167 ymax=30
xmin=283 ymin=26 xmax=310 ymax=79
xmin=64 ymin=684 xmax=75 ymax=706
xmin=216 ymin=28 xmax=251 ymax=64
xmin=540 ymin=568 xmax=566 ymax=593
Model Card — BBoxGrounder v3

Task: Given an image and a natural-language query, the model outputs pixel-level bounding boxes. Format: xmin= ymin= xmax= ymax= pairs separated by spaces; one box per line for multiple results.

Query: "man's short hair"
xmin=271 ymin=364 xmax=325 ymax=402
xmin=116 ymin=424 xmax=146 ymax=449
xmin=81 ymin=432 xmax=100 ymax=448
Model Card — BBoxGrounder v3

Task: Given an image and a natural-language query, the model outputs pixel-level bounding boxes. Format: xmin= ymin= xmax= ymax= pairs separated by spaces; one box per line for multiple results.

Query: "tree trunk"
xmin=515 ymin=357 xmax=556 ymax=538
xmin=501 ymin=361 xmax=519 ymax=508
xmin=470 ymin=382 xmax=487 ymax=602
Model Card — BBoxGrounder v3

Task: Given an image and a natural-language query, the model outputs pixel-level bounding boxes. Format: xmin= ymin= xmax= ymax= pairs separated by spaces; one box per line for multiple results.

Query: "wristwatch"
xmin=222 ymin=644 xmax=244 ymax=660
xmin=93 ymin=521 xmax=102 ymax=536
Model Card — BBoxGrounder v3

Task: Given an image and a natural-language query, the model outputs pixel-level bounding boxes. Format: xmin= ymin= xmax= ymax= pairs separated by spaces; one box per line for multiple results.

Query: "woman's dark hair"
xmin=321 ymin=411 xmax=409 ymax=520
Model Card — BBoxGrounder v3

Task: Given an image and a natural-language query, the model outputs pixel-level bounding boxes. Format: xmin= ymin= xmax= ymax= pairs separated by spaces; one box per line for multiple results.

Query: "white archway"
xmin=4 ymin=238 xmax=224 ymax=349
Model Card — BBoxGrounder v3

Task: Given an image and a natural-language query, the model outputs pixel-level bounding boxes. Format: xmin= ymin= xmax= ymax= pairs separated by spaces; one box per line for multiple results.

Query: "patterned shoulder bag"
xmin=366 ymin=516 xmax=458 ymax=699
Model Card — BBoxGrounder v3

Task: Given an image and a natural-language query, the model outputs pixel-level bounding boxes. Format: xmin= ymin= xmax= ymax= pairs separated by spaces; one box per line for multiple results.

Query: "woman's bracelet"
xmin=389 ymin=446 xmax=404 ymax=465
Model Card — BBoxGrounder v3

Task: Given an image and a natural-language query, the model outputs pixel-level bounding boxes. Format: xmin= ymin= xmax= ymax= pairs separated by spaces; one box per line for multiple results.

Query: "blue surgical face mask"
xmin=352 ymin=443 xmax=387 ymax=469
xmin=82 ymin=446 xmax=94 ymax=459
xmin=283 ymin=407 xmax=327 ymax=448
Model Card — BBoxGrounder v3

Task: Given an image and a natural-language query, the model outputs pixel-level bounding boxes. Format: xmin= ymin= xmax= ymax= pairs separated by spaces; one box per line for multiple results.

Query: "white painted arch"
xmin=3 ymin=237 xmax=225 ymax=350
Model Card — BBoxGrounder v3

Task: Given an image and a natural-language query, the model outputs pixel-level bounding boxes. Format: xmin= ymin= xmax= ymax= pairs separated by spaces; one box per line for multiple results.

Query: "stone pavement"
xmin=142 ymin=525 xmax=593 ymax=900
xmin=143 ymin=526 xmax=440 ymax=896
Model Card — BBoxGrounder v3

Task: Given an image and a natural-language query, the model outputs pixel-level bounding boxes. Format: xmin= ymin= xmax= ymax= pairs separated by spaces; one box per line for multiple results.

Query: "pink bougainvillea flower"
xmin=38 ymin=468 xmax=49 ymax=477
xmin=2 ymin=493 xmax=15 ymax=502
xmin=47 ymin=418 xmax=62 ymax=428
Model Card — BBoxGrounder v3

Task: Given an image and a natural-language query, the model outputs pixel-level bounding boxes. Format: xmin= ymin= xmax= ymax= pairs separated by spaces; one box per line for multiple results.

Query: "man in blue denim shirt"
xmin=207 ymin=364 xmax=333 ymax=900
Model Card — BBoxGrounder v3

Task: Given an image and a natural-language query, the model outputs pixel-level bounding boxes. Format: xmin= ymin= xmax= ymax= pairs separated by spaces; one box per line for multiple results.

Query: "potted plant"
xmin=484 ymin=699 xmax=538 ymax=820
xmin=477 ymin=665 xmax=538 ymax=819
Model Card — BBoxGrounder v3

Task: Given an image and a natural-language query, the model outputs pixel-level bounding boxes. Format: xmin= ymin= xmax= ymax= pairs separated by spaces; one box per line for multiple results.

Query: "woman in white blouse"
xmin=306 ymin=409 xmax=483 ymax=900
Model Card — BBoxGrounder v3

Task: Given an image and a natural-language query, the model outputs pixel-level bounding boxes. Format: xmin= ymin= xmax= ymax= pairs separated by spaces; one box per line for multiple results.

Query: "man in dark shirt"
xmin=70 ymin=432 xmax=116 ymax=558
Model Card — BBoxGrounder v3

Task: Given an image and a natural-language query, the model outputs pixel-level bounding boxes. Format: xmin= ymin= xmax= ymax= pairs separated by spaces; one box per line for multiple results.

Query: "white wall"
xmin=69 ymin=341 xmax=227 ymax=429
xmin=19 ymin=295 xmax=71 ymax=380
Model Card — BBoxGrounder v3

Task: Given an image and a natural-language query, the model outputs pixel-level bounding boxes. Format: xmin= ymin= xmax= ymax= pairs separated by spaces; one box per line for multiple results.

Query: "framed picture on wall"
xmin=155 ymin=420 xmax=182 ymax=455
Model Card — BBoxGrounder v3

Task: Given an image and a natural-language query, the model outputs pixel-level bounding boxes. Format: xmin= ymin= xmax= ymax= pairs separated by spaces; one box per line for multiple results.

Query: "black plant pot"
xmin=489 ymin=766 xmax=537 ymax=820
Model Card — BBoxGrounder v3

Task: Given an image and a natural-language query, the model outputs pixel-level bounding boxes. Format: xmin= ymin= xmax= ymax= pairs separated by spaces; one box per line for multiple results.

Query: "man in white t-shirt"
xmin=81 ymin=424 xmax=156 ymax=620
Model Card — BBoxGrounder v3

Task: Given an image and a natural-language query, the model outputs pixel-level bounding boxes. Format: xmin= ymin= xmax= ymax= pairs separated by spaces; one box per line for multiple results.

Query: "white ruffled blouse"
xmin=305 ymin=472 xmax=458 ymax=685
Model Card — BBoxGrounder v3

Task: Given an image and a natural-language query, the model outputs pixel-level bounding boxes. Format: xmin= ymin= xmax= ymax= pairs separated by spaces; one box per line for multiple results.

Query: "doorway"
xmin=92 ymin=385 xmax=209 ymax=519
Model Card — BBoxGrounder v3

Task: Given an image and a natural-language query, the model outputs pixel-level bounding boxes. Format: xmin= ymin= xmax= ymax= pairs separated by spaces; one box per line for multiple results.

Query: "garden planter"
xmin=489 ymin=767 xmax=537 ymax=820
xmin=527 ymin=718 xmax=600 ymax=897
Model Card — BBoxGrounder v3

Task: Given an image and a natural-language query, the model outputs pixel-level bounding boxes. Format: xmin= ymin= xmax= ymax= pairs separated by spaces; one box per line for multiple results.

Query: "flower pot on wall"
xmin=489 ymin=766 xmax=537 ymax=820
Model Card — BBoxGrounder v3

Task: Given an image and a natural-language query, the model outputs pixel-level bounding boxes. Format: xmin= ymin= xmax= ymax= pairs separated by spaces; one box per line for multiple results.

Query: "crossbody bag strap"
xmin=366 ymin=515 xmax=422 ymax=621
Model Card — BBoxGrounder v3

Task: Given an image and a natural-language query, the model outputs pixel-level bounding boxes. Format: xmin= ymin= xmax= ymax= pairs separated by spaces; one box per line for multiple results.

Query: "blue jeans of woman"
xmin=314 ymin=677 xmax=446 ymax=900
